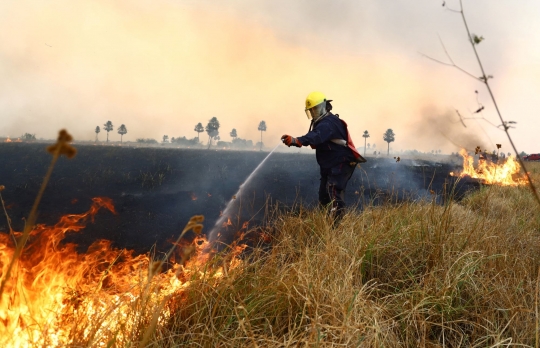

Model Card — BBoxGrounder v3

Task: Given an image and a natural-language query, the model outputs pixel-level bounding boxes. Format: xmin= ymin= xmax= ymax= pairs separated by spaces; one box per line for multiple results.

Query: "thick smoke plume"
xmin=412 ymin=107 xmax=494 ymax=153
xmin=0 ymin=0 xmax=538 ymax=152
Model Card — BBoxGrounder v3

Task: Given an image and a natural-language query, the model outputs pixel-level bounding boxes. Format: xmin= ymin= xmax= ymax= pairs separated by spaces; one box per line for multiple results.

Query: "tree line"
xmin=94 ymin=121 xmax=127 ymax=143
xmin=92 ymin=117 xmax=395 ymax=154
xmin=360 ymin=129 xmax=396 ymax=155
xmin=187 ymin=117 xmax=267 ymax=150
xmin=92 ymin=117 xmax=267 ymax=150
xmin=14 ymin=122 xmax=518 ymax=157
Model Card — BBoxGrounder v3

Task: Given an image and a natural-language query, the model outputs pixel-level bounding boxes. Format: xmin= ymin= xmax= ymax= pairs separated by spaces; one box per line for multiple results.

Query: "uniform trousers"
xmin=319 ymin=162 xmax=355 ymax=219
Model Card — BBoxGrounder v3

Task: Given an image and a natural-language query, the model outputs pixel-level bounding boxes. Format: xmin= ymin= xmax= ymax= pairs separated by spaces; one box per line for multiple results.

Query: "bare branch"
xmin=419 ymin=51 xmax=480 ymax=81
xmin=0 ymin=191 xmax=15 ymax=246
xmin=438 ymin=33 xmax=455 ymax=65
xmin=455 ymin=107 xmax=502 ymax=132
xmin=457 ymin=0 xmax=540 ymax=206
xmin=455 ymin=109 xmax=467 ymax=128
xmin=444 ymin=6 xmax=461 ymax=14
xmin=462 ymin=115 xmax=499 ymax=129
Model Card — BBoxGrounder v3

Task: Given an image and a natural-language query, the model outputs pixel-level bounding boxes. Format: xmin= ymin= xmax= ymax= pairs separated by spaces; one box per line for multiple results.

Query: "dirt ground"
xmin=0 ymin=143 xmax=471 ymax=254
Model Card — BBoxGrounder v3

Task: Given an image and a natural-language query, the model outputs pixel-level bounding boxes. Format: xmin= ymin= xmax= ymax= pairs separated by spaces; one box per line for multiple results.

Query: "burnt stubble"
xmin=0 ymin=143 xmax=469 ymax=253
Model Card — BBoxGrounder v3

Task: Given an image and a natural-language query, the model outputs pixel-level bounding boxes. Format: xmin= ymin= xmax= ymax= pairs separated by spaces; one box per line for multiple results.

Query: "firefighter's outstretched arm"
xmin=281 ymin=134 xmax=302 ymax=147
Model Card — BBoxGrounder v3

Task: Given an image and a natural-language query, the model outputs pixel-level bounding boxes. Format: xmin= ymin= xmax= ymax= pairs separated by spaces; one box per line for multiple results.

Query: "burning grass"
xmin=1 ymin=162 xmax=540 ymax=346
xmin=0 ymin=197 xmax=221 ymax=347
xmin=451 ymin=148 xmax=526 ymax=186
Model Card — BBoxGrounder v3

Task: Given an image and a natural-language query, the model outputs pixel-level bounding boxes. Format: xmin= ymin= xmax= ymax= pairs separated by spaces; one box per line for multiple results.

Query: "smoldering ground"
xmin=0 ymin=144 xmax=467 ymax=254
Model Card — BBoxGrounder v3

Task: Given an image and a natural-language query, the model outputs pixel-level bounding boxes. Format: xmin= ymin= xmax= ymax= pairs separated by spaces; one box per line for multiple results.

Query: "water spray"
xmin=207 ymin=145 xmax=280 ymax=244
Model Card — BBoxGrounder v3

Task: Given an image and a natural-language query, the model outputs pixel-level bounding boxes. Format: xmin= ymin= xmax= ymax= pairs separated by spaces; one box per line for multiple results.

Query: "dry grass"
xmin=2 ymin=160 xmax=540 ymax=347
xmin=149 ymin=162 xmax=540 ymax=347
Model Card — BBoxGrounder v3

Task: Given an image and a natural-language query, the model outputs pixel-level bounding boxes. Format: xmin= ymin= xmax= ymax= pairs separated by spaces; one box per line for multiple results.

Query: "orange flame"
xmin=452 ymin=148 xmax=525 ymax=186
xmin=0 ymin=198 xmax=243 ymax=347
xmin=222 ymin=217 xmax=232 ymax=228
xmin=259 ymin=231 xmax=272 ymax=243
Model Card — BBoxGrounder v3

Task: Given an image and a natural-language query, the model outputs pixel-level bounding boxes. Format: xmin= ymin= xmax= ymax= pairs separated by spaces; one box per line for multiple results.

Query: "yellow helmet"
xmin=305 ymin=91 xmax=330 ymax=120
xmin=305 ymin=91 xmax=326 ymax=110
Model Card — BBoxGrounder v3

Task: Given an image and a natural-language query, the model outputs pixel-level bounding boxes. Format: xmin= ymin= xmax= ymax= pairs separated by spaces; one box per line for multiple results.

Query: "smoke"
xmin=0 ymin=0 xmax=538 ymax=152
xmin=410 ymin=107 xmax=494 ymax=153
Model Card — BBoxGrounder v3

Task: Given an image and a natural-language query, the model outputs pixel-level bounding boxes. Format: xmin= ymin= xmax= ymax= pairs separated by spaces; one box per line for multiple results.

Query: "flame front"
xmin=454 ymin=148 xmax=525 ymax=186
xmin=0 ymin=198 xmax=240 ymax=347
xmin=222 ymin=217 xmax=232 ymax=228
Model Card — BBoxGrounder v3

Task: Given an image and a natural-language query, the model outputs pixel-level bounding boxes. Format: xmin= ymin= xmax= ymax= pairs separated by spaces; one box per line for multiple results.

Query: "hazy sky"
xmin=1 ymin=0 xmax=539 ymax=153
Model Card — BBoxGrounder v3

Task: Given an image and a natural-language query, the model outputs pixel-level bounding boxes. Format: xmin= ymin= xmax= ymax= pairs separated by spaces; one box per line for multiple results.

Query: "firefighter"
xmin=281 ymin=91 xmax=366 ymax=221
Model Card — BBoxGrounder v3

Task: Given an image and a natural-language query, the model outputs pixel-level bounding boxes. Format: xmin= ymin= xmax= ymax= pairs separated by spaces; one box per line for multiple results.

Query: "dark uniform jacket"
xmin=297 ymin=113 xmax=356 ymax=169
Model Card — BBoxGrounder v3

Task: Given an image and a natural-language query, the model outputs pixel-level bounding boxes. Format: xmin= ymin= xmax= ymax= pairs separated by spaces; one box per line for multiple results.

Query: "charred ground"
xmin=0 ymin=143 xmax=471 ymax=254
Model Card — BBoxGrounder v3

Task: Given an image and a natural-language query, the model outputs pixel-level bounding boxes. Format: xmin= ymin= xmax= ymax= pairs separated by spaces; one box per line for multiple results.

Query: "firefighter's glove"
xmin=281 ymin=135 xmax=302 ymax=147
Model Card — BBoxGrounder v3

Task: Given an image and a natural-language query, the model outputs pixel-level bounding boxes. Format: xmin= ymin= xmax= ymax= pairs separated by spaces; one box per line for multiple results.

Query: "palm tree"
xmin=95 ymin=126 xmax=100 ymax=142
xmin=194 ymin=123 xmax=204 ymax=142
xmin=205 ymin=117 xmax=220 ymax=149
xmin=258 ymin=121 xmax=267 ymax=151
xmin=230 ymin=128 xmax=237 ymax=140
xmin=383 ymin=129 xmax=396 ymax=156
xmin=103 ymin=121 xmax=114 ymax=142
xmin=22 ymin=133 xmax=36 ymax=141
xmin=117 ymin=124 xmax=127 ymax=143
xmin=162 ymin=135 xmax=169 ymax=143
xmin=362 ymin=130 xmax=370 ymax=156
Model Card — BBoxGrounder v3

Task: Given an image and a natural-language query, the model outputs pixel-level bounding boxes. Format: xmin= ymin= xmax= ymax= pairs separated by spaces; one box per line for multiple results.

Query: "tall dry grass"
xmin=2 ymin=158 xmax=539 ymax=347
xmin=151 ymin=162 xmax=540 ymax=347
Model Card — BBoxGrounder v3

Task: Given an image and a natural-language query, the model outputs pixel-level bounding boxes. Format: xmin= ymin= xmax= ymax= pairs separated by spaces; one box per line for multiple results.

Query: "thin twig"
xmin=419 ymin=33 xmax=480 ymax=81
xmin=0 ymin=146 xmax=60 ymax=299
xmin=426 ymin=0 xmax=540 ymax=206
xmin=457 ymin=0 xmax=540 ymax=206
xmin=443 ymin=3 xmax=461 ymax=14
xmin=0 ymin=191 xmax=16 ymax=246
xmin=455 ymin=110 xmax=467 ymax=128
xmin=438 ymin=33 xmax=455 ymax=65
xmin=419 ymin=52 xmax=479 ymax=81
xmin=462 ymin=115 xmax=499 ymax=129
